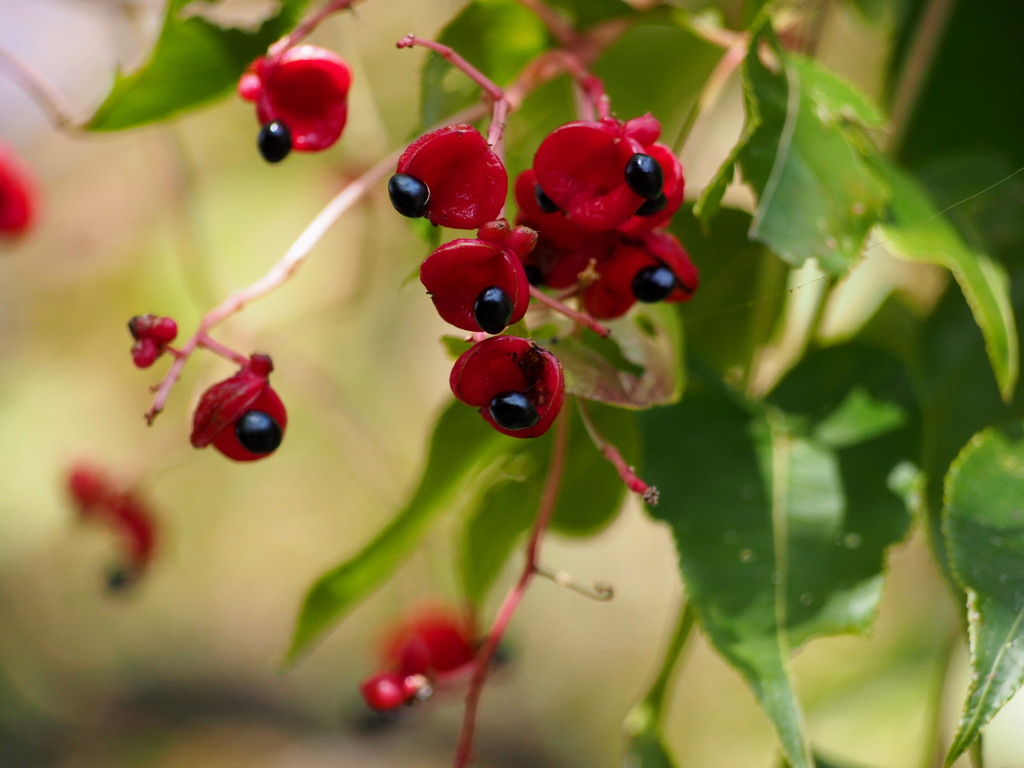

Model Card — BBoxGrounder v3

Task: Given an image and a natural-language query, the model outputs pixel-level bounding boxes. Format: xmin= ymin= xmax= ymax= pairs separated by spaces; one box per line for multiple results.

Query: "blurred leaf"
xmin=943 ymin=423 xmax=1024 ymax=764
xmin=546 ymin=0 xmax=638 ymax=28
xmin=459 ymin=402 xmax=636 ymax=606
xmin=640 ymin=346 xmax=912 ymax=768
xmin=87 ymin=0 xmax=312 ymax=131
xmin=624 ymin=728 xmax=679 ymax=768
xmin=551 ymin=303 xmax=684 ymax=408
xmin=695 ymin=22 xmax=889 ymax=273
xmin=874 ymin=158 xmax=1018 ymax=401
xmin=419 ymin=0 xmax=548 ymax=128
xmin=781 ymin=753 xmax=879 ymax=768
xmin=287 ymin=400 xmax=508 ymax=663
xmin=440 ymin=334 xmax=473 ymax=360
xmin=593 ymin=18 xmax=721 ymax=143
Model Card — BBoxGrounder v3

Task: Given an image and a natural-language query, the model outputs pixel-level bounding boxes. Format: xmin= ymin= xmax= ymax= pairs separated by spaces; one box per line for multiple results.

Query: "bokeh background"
xmin=0 ymin=1 xmax=1022 ymax=767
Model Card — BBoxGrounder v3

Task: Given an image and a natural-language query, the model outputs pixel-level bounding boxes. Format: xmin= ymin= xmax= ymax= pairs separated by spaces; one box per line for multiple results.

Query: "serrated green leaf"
xmin=943 ymin=423 xmax=1024 ymax=764
xmin=419 ymin=0 xmax=548 ymax=129
xmin=874 ymin=158 xmax=1018 ymax=401
xmin=697 ymin=23 xmax=889 ymax=273
xmin=286 ymin=399 xmax=507 ymax=664
xmin=640 ymin=348 xmax=912 ymax=768
xmin=458 ymin=401 xmax=637 ymax=607
xmin=87 ymin=0 xmax=312 ymax=131
xmin=550 ymin=303 xmax=684 ymax=408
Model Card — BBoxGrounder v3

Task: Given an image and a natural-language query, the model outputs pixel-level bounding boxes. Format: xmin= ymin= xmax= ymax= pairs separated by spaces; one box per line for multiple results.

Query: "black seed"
xmin=635 ymin=193 xmax=668 ymax=217
xmin=624 ymin=153 xmax=664 ymax=200
xmin=488 ymin=391 xmax=540 ymax=431
xmin=473 ymin=286 xmax=514 ymax=334
xmin=524 ymin=265 xmax=544 ymax=286
xmin=235 ymin=410 xmax=283 ymax=454
xmin=534 ymin=185 xmax=559 ymax=214
xmin=105 ymin=564 xmax=138 ymax=593
xmin=388 ymin=174 xmax=430 ymax=218
xmin=258 ymin=121 xmax=292 ymax=163
xmin=632 ymin=265 xmax=677 ymax=303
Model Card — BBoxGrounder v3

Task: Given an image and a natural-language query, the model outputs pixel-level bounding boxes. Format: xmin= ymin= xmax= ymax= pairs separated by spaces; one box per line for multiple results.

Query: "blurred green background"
xmin=0 ymin=1 xmax=1021 ymax=767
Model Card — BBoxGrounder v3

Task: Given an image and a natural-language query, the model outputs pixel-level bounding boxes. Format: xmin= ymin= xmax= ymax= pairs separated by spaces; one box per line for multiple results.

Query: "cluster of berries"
xmin=359 ymin=608 xmax=477 ymax=712
xmin=128 ymin=313 xmax=178 ymax=368
xmin=238 ymin=45 xmax=353 ymax=163
xmin=387 ymin=113 xmax=696 ymax=437
xmin=517 ymin=114 xmax=697 ymax=319
xmin=67 ymin=462 xmax=157 ymax=590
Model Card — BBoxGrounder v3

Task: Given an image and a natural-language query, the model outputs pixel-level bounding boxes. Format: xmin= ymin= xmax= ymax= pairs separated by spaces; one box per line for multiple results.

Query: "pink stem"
xmin=513 ymin=0 xmax=580 ymax=49
xmin=196 ymin=335 xmax=249 ymax=366
xmin=396 ymin=35 xmax=504 ymax=102
xmin=577 ymin=399 xmax=659 ymax=505
xmin=453 ymin=412 xmax=571 ymax=768
xmin=529 ymin=286 xmax=610 ymax=338
xmin=0 ymin=46 xmax=77 ymax=130
xmin=268 ymin=0 xmax=360 ymax=62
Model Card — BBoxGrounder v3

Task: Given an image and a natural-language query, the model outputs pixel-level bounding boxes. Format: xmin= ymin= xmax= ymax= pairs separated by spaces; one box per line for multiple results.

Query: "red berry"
xmin=131 ymin=338 xmax=160 ymax=368
xmin=68 ymin=462 xmax=112 ymax=512
xmin=360 ymin=672 xmax=412 ymax=711
xmin=450 ymin=336 xmax=564 ymax=438
xmin=0 ymin=142 xmax=36 ymax=239
xmin=383 ymin=609 xmax=477 ymax=680
xmin=532 ymin=117 xmax=647 ymax=231
xmin=191 ymin=354 xmax=287 ymax=462
xmin=128 ymin=314 xmax=178 ymax=367
xmin=395 ymin=124 xmax=507 ymax=229
xmin=419 ymin=238 xmax=529 ymax=334
xmin=582 ymin=232 xmax=698 ymax=319
xmin=239 ymin=45 xmax=352 ymax=152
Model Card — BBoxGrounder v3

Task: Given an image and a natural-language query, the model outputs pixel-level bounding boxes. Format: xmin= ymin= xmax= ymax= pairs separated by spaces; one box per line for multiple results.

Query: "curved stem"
xmin=529 ymin=285 xmax=610 ymax=338
xmin=576 ymin=399 xmax=658 ymax=504
xmin=396 ymin=35 xmax=504 ymax=102
xmin=0 ymin=46 xmax=78 ymax=130
xmin=268 ymin=0 xmax=362 ymax=62
xmin=453 ymin=412 xmax=571 ymax=768
xmin=513 ymin=0 xmax=580 ymax=49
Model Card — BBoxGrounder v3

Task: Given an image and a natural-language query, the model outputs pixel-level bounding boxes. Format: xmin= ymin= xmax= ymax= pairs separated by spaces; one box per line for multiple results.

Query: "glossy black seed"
xmin=258 ymin=121 xmax=292 ymax=163
xmin=635 ymin=193 xmax=668 ymax=217
xmin=388 ymin=174 xmax=430 ymax=218
xmin=632 ymin=265 xmax=677 ymax=303
xmin=473 ymin=286 xmax=514 ymax=334
xmin=105 ymin=564 xmax=137 ymax=593
xmin=488 ymin=391 xmax=540 ymax=431
xmin=235 ymin=410 xmax=283 ymax=454
xmin=534 ymin=185 xmax=559 ymax=214
xmin=524 ymin=265 xmax=544 ymax=286
xmin=624 ymin=153 xmax=664 ymax=200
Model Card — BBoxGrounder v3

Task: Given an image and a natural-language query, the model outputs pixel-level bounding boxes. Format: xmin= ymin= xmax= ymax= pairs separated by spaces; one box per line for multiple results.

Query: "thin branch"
xmin=529 ymin=285 xmax=610 ymax=338
xmin=453 ymin=412 xmax=571 ymax=768
xmin=268 ymin=0 xmax=362 ymax=62
xmin=576 ymin=398 xmax=658 ymax=504
xmin=0 ymin=46 xmax=78 ymax=130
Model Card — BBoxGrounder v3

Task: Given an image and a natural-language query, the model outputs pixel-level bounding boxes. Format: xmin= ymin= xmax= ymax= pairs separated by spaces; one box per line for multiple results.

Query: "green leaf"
xmin=671 ymin=205 xmax=789 ymax=387
xmin=286 ymin=400 xmax=507 ymax=664
xmin=419 ymin=0 xmax=548 ymax=129
xmin=943 ymin=423 xmax=1024 ymax=764
xmin=695 ymin=23 xmax=889 ymax=273
xmin=592 ymin=18 xmax=721 ymax=145
xmin=87 ymin=0 xmax=312 ymax=131
xmin=873 ymin=158 xmax=1018 ymax=401
xmin=640 ymin=348 xmax=912 ymax=768
xmin=547 ymin=303 xmax=684 ymax=409
xmin=545 ymin=0 xmax=637 ymax=28
xmin=458 ymin=402 xmax=637 ymax=606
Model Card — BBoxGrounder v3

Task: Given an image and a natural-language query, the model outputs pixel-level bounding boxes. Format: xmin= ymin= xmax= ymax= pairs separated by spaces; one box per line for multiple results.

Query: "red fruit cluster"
xmin=239 ymin=45 xmax=353 ymax=162
xmin=0 ymin=141 xmax=36 ymax=239
xmin=360 ymin=608 xmax=476 ymax=712
xmin=518 ymin=114 xmax=698 ymax=319
xmin=128 ymin=314 xmax=178 ymax=368
xmin=190 ymin=354 xmax=287 ymax=462
xmin=67 ymin=462 xmax=157 ymax=590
